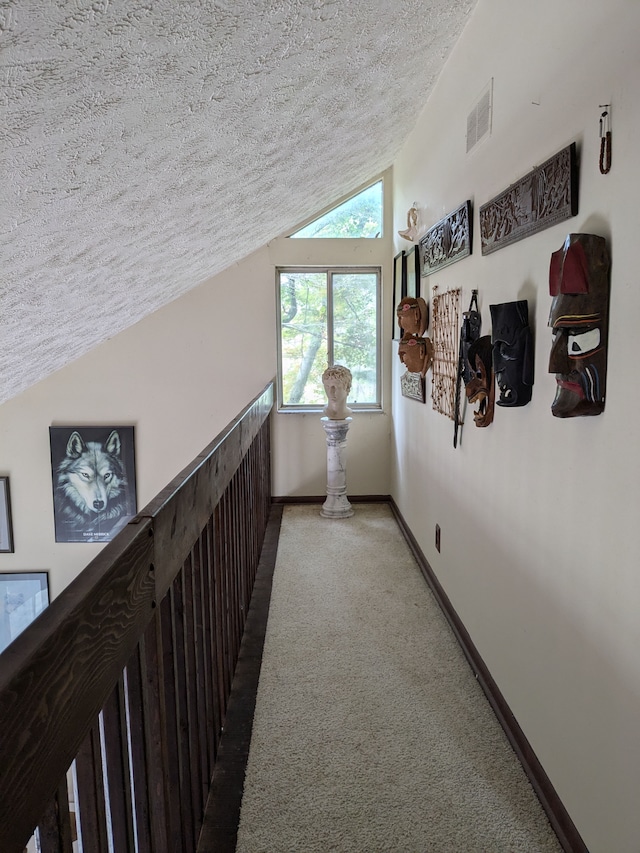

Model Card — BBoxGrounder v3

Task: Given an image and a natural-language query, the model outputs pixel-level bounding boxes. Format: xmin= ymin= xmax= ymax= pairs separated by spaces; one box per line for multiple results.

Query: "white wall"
xmin=391 ymin=2 xmax=640 ymax=851
xmin=0 ymin=176 xmax=394 ymax=598
xmin=0 ymin=247 xmax=276 ymax=598
xmin=269 ymin=171 xmax=393 ymax=497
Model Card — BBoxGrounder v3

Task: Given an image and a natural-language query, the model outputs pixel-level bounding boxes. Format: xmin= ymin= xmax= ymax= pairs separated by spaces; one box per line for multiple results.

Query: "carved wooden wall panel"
xmin=419 ymin=200 xmax=473 ymax=275
xmin=479 ymin=143 xmax=578 ymax=255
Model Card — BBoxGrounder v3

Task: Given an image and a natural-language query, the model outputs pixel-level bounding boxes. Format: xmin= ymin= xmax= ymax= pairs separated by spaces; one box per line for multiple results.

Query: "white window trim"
xmin=276 ymin=266 xmax=382 ymax=413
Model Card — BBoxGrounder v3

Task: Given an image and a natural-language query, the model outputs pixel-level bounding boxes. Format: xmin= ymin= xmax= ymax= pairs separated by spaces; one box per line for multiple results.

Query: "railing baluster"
xmin=201 ymin=518 xmax=221 ymax=763
xmin=124 ymin=647 xmax=152 ymax=851
xmin=237 ymin=465 xmax=245 ymax=635
xmin=141 ymin=613 xmax=171 ymax=853
xmin=182 ymin=552 xmax=204 ymax=837
xmin=171 ymin=571 xmax=196 ymax=850
xmin=219 ymin=493 xmax=233 ymax=702
xmin=230 ymin=479 xmax=240 ymax=676
xmin=212 ymin=504 xmax=227 ymax=729
xmin=75 ymin=723 xmax=109 ymax=853
xmin=160 ymin=592 xmax=184 ymax=852
xmin=37 ymin=778 xmax=73 ymax=853
xmin=101 ymin=678 xmax=135 ymax=852
xmin=192 ymin=535 xmax=212 ymax=804
xmin=242 ymin=453 xmax=252 ymax=614
xmin=230 ymin=479 xmax=240 ymax=675
xmin=228 ymin=476 xmax=240 ymax=663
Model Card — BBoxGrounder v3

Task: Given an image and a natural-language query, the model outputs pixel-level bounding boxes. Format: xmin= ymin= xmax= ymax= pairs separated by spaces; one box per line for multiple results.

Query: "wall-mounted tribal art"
xmin=431 ymin=286 xmax=461 ymax=419
xmin=400 ymin=371 xmax=426 ymax=404
xmin=479 ymin=143 xmax=578 ymax=255
xmin=419 ymin=200 xmax=473 ymax=276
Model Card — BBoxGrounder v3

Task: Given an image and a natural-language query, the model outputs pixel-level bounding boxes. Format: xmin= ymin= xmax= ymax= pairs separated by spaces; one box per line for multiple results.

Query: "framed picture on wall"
xmin=0 ymin=477 xmax=14 ymax=553
xmin=405 ymin=246 xmax=420 ymax=299
xmin=0 ymin=571 xmax=49 ymax=654
xmin=49 ymin=426 xmax=137 ymax=543
xmin=392 ymin=251 xmax=406 ymax=340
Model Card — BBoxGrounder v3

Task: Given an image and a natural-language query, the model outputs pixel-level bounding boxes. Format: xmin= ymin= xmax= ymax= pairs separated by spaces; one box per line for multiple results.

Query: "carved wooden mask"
xmin=397 ymin=297 xmax=429 ymax=337
xmin=490 ymin=300 xmax=534 ymax=407
xmin=548 ymin=234 xmax=611 ymax=417
xmin=398 ymin=334 xmax=434 ymax=378
xmin=464 ymin=335 xmax=495 ymax=427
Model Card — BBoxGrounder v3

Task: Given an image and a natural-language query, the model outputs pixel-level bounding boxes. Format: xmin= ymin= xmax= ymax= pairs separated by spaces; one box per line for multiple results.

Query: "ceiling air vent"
xmin=466 ymin=79 xmax=493 ymax=153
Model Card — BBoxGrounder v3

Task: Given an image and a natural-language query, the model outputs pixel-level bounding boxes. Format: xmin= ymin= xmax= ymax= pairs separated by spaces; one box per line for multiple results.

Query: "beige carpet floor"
xmin=236 ymin=504 xmax=563 ymax=853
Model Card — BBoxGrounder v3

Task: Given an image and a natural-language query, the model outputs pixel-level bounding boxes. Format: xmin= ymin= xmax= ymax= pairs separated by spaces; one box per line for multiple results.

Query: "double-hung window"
xmin=277 ymin=267 xmax=381 ymax=410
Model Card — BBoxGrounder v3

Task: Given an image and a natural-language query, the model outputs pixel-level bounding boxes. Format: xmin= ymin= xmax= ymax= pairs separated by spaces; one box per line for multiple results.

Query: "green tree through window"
xmin=289 ymin=182 xmax=383 ymax=239
xmin=278 ymin=268 xmax=380 ymax=408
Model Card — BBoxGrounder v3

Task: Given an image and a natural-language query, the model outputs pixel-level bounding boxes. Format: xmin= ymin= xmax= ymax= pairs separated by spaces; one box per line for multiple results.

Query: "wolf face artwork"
xmin=50 ymin=427 xmax=137 ymax=543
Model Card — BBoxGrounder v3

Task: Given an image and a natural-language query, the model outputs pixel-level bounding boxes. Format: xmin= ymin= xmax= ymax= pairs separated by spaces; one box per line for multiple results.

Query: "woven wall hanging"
xmin=431 ymin=286 xmax=461 ymax=419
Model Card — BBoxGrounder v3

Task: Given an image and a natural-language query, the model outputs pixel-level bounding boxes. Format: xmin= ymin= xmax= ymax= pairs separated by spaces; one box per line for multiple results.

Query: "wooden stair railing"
xmin=0 ymin=382 xmax=274 ymax=853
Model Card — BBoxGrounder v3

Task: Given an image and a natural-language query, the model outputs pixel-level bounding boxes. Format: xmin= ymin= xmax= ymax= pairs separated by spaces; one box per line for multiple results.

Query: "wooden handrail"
xmin=0 ymin=381 xmax=273 ymax=853
xmin=139 ymin=382 xmax=273 ymax=601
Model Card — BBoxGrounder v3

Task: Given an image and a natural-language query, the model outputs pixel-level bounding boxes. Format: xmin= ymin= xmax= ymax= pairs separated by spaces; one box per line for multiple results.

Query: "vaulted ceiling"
xmin=2 ymin=0 xmax=477 ymax=404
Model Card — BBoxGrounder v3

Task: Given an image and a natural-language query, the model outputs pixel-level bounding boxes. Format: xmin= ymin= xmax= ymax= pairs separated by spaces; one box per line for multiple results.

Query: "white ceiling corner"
xmin=1 ymin=0 xmax=477 ymax=404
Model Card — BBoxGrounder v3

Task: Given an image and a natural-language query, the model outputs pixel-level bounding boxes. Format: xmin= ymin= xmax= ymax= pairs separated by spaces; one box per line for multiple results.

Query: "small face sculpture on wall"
xmin=490 ymin=299 xmax=534 ymax=407
xmin=464 ymin=335 xmax=495 ymax=427
xmin=398 ymin=334 xmax=434 ymax=377
xmin=322 ymin=365 xmax=353 ymax=420
xmin=397 ymin=297 xmax=429 ymax=337
xmin=548 ymin=234 xmax=611 ymax=417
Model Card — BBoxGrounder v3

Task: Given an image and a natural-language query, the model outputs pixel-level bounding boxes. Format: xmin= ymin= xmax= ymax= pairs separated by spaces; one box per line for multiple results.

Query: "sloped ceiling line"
xmin=1 ymin=0 xmax=477 ymax=404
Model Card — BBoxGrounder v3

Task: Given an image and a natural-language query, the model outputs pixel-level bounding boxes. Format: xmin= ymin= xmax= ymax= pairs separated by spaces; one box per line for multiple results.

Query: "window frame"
xmin=276 ymin=265 xmax=382 ymax=413
xmin=287 ymin=180 xmax=384 ymax=239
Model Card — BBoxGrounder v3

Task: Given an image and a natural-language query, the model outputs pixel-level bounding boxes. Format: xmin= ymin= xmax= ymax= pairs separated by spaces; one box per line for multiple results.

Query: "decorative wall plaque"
xmin=479 ymin=143 xmax=578 ymax=255
xmin=419 ymin=200 xmax=472 ymax=276
xmin=400 ymin=371 xmax=426 ymax=403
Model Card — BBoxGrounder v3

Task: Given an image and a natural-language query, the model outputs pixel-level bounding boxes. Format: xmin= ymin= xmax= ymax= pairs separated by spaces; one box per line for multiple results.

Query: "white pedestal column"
xmin=320 ymin=417 xmax=354 ymax=518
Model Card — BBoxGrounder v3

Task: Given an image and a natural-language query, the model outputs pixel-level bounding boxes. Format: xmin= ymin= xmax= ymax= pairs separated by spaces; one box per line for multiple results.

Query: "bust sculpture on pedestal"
xmin=322 ymin=364 xmax=353 ymax=420
xmin=320 ymin=365 xmax=354 ymax=518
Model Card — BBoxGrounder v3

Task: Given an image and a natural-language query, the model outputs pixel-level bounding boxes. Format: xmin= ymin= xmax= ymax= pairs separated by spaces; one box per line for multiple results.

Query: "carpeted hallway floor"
xmin=233 ymin=504 xmax=563 ymax=853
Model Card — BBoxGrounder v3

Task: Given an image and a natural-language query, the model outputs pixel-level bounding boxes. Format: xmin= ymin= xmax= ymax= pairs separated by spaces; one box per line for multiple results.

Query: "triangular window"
xmin=289 ymin=181 xmax=383 ymax=238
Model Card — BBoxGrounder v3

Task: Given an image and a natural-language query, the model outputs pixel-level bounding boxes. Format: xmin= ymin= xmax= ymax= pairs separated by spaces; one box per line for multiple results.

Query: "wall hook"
xmin=599 ymin=105 xmax=611 ymax=174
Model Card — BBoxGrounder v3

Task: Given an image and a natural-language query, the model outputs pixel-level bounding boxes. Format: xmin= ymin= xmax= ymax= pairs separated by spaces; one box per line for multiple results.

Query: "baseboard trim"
xmin=388 ymin=498 xmax=589 ymax=853
xmin=272 ymin=494 xmax=390 ymax=504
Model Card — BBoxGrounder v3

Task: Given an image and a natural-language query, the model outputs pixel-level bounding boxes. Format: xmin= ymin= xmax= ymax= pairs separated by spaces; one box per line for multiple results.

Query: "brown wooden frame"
xmin=392 ymin=251 xmax=407 ymax=340
xmin=405 ymin=245 xmax=420 ymax=299
xmin=0 ymin=383 xmax=273 ymax=853
xmin=0 ymin=476 xmax=14 ymax=553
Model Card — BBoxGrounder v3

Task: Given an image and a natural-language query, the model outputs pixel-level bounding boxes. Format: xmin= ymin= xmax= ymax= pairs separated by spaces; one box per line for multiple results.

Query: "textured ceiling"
xmin=2 ymin=0 xmax=477 ymax=404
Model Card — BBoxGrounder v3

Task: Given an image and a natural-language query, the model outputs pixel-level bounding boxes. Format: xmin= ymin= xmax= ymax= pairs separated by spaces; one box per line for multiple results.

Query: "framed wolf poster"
xmin=49 ymin=426 xmax=137 ymax=543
